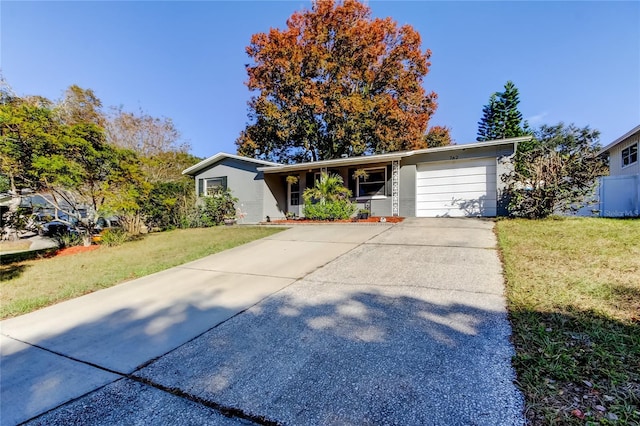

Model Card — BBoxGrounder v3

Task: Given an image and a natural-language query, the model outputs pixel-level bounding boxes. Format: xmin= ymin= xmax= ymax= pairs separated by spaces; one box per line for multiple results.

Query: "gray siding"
xmin=403 ymin=145 xmax=512 ymax=166
xmin=194 ymin=158 xmax=265 ymax=223
xmin=263 ymin=174 xmax=287 ymax=221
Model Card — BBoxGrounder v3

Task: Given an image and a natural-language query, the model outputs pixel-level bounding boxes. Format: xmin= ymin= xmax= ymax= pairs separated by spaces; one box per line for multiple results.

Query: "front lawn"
xmin=496 ymin=218 xmax=639 ymax=425
xmin=0 ymin=226 xmax=285 ymax=319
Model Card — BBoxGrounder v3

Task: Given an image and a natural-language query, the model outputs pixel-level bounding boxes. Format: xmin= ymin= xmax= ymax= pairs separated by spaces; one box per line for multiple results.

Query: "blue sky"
xmin=2 ymin=1 xmax=639 ymax=159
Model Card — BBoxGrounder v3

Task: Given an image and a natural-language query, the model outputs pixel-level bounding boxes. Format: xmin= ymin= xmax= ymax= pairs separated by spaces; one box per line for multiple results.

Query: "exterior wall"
xmin=194 ymin=158 xmax=265 ymax=223
xmin=263 ymin=174 xmax=287 ymax=221
xmin=608 ymin=132 xmax=640 ymax=176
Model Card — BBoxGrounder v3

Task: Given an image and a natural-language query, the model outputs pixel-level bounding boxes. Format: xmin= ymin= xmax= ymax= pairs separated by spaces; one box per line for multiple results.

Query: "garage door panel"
xmin=417 ymin=192 xmax=497 ymax=203
xmin=416 ymin=158 xmax=495 ymax=172
xmin=417 ymin=182 xmax=493 ymax=194
xmin=415 ymin=165 xmax=496 ymax=179
xmin=416 ymin=174 xmax=496 ymax=187
xmin=417 ymin=206 xmax=497 ymax=217
xmin=416 ymin=157 xmax=497 ymax=218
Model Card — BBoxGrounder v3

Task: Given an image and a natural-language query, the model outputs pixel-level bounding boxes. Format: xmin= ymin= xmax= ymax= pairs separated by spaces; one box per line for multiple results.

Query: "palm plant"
xmin=303 ymin=172 xmax=351 ymax=204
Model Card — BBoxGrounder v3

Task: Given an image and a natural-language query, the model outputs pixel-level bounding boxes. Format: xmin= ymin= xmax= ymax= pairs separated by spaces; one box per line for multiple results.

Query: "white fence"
xmin=599 ymin=174 xmax=640 ymax=217
xmin=573 ymin=174 xmax=640 ymax=217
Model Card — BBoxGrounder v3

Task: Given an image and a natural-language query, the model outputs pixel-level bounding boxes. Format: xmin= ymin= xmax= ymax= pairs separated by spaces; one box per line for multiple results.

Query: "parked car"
xmin=37 ymin=212 xmax=82 ymax=236
xmin=91 ymin=216 xmax=122 ymax=243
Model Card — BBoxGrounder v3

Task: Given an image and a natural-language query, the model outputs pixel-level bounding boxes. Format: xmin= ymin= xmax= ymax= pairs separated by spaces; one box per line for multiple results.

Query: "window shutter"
xmin=221 ymin=176 xmax=228 ymax=190
xmin=198 ymin=179 xmax=204 ymax=196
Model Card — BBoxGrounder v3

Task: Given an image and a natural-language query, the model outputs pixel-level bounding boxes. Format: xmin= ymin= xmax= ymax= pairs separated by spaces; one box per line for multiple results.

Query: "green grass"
xmin=496 ymin=218 xmax=640 ymax=425
xmin=0 ymin=226 xmax=285 ymax=319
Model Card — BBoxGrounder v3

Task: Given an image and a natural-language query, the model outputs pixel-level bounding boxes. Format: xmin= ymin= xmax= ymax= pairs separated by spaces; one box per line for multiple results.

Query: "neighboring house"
xmin=599 ymin=124 xmax=640 ymax=176
xmin=595 ymin=125 xmax=640 ymax=217
xmin=183 ymin=137 xmax=531 ymax=223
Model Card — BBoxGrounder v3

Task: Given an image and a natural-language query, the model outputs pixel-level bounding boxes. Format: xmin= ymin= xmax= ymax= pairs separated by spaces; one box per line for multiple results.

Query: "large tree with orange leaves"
xmin=236 ymin=0 xmax=438 ymax=163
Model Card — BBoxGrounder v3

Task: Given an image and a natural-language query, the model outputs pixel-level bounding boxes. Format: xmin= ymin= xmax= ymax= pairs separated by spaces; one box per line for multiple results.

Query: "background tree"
xmin=56 ymin=85 xmax=106 ymax=127
xmin=477 ymin=81 xmax=528 ymax=141
xmin=0 ymin=94 xmax=59 ymax=194
xmin=105 ymin=107 xmax=200 ymax=230
xmin=503 ymin=123 xmax=607 ymax=218
xmin=424 ymin=125 xmax=453 ymax=148
xmin=0 ymin=80 xmax=210 ymax=237
xmin=237 ymin=0 xmax=437 ymax=163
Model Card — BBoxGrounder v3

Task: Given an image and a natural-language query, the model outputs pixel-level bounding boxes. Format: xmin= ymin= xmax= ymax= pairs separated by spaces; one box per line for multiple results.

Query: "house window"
xmin=198 ymin=176 xmax=227 ymax=196
xmin=622 ymin=143 xmax=638 ymax=167
xmin=356 ymin=167 xmax=387 ymax=197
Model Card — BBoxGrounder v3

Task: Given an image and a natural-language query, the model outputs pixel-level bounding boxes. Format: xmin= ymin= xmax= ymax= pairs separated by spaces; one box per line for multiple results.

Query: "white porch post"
xmin=392 ymin=159 xmax=400 ymax=216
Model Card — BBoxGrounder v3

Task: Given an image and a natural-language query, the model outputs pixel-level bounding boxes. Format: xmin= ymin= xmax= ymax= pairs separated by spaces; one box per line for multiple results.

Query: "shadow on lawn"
xmin=509 ymin=308 xmax=640 ymax=425
xmin=0 ymin=263 xmax=29 ymax=281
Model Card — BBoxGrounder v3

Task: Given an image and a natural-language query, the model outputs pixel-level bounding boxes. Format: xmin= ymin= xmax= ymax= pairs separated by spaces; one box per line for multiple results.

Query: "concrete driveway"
xmin=1 ymin=219 xmax=524 ymax=425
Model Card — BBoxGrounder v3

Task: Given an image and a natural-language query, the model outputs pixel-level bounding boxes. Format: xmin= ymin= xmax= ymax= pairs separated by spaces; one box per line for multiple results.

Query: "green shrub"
xmin=301 ymin=172 xmax=355 ymax=220
xmin=57 ymin=232 xmax=83 ymax=248
xmin=99 ymin=228 xmax=130 ymax=246
xmin=141 ymin=180 xmax=195 ymax=231
xmin=303 ymin=199 xmax=356 ymax=220
xmin=196 ymin=188 xmax=238 ymax=227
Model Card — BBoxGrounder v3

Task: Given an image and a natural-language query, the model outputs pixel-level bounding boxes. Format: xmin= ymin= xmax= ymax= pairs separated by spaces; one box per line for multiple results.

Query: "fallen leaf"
xmin=571 ymin=409 xmax=585 ymax=419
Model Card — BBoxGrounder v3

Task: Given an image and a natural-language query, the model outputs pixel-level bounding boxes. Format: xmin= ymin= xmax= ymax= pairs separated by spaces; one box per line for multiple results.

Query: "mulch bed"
xmin=54 ymin=245 xmax=101 ymax=257
xmin=268 ymin=216 xmax=404 ymax=225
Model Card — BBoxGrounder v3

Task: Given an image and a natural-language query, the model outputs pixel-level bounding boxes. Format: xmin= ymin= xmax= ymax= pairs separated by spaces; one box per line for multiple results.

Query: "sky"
xmin=2 ymin=1 xmax=639 ymax=159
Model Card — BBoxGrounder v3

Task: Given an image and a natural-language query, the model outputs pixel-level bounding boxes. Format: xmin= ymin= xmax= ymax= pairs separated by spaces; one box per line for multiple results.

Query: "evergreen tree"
xmin=477 ymin=81 xmax=527 ymax=141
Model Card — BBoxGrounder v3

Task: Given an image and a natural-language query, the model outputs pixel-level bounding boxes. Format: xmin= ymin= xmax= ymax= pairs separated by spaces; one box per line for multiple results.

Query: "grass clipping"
xmin=496 ymin=218 xmax=639 ymax=425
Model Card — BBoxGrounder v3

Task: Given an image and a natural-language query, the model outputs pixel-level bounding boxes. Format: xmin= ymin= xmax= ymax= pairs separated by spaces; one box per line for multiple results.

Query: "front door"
xmin=287 ymin=178 xmax=301 ymax=217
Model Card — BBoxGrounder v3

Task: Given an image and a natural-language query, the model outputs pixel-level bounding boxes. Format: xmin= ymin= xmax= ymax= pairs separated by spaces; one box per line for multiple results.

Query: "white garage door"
xmin=416 ymin=157 xmax=497 ymax=217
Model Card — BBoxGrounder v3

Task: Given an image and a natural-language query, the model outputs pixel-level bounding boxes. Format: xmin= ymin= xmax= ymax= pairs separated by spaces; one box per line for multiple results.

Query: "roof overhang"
xmin=182 ymin=152 xmax=280 ymax=176
xmin=258 ymin=152 xmax=405 ymax=174
xmin=258 ymin=136 xmax=530 ymax=174
xmin=597 ymin=124 xmax=640 ymax=156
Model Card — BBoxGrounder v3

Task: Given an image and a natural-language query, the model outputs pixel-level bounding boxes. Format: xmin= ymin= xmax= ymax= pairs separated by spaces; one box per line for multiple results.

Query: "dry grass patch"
xmin=1 ymin=226 xmax=285 ymax=319
xmin=497 ymin=218 xmax=640 ymax=425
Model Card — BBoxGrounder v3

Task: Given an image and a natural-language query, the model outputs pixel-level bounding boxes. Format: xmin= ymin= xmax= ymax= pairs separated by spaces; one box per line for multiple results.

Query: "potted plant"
xmin=352 ymin=169 xmax=369 ymax=181
xmin=357 ymin=209 xmax=370 ymax=220
xmin=286 ymin=175 xmax=299 ymax=185
xmin=223 ymin=214 xmax=236 ymax=226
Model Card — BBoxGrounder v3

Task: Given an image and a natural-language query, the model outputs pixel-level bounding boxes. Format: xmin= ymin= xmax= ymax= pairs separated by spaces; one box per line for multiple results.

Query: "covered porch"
xmin=260 ymin=155 xmax=403 ymax=219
